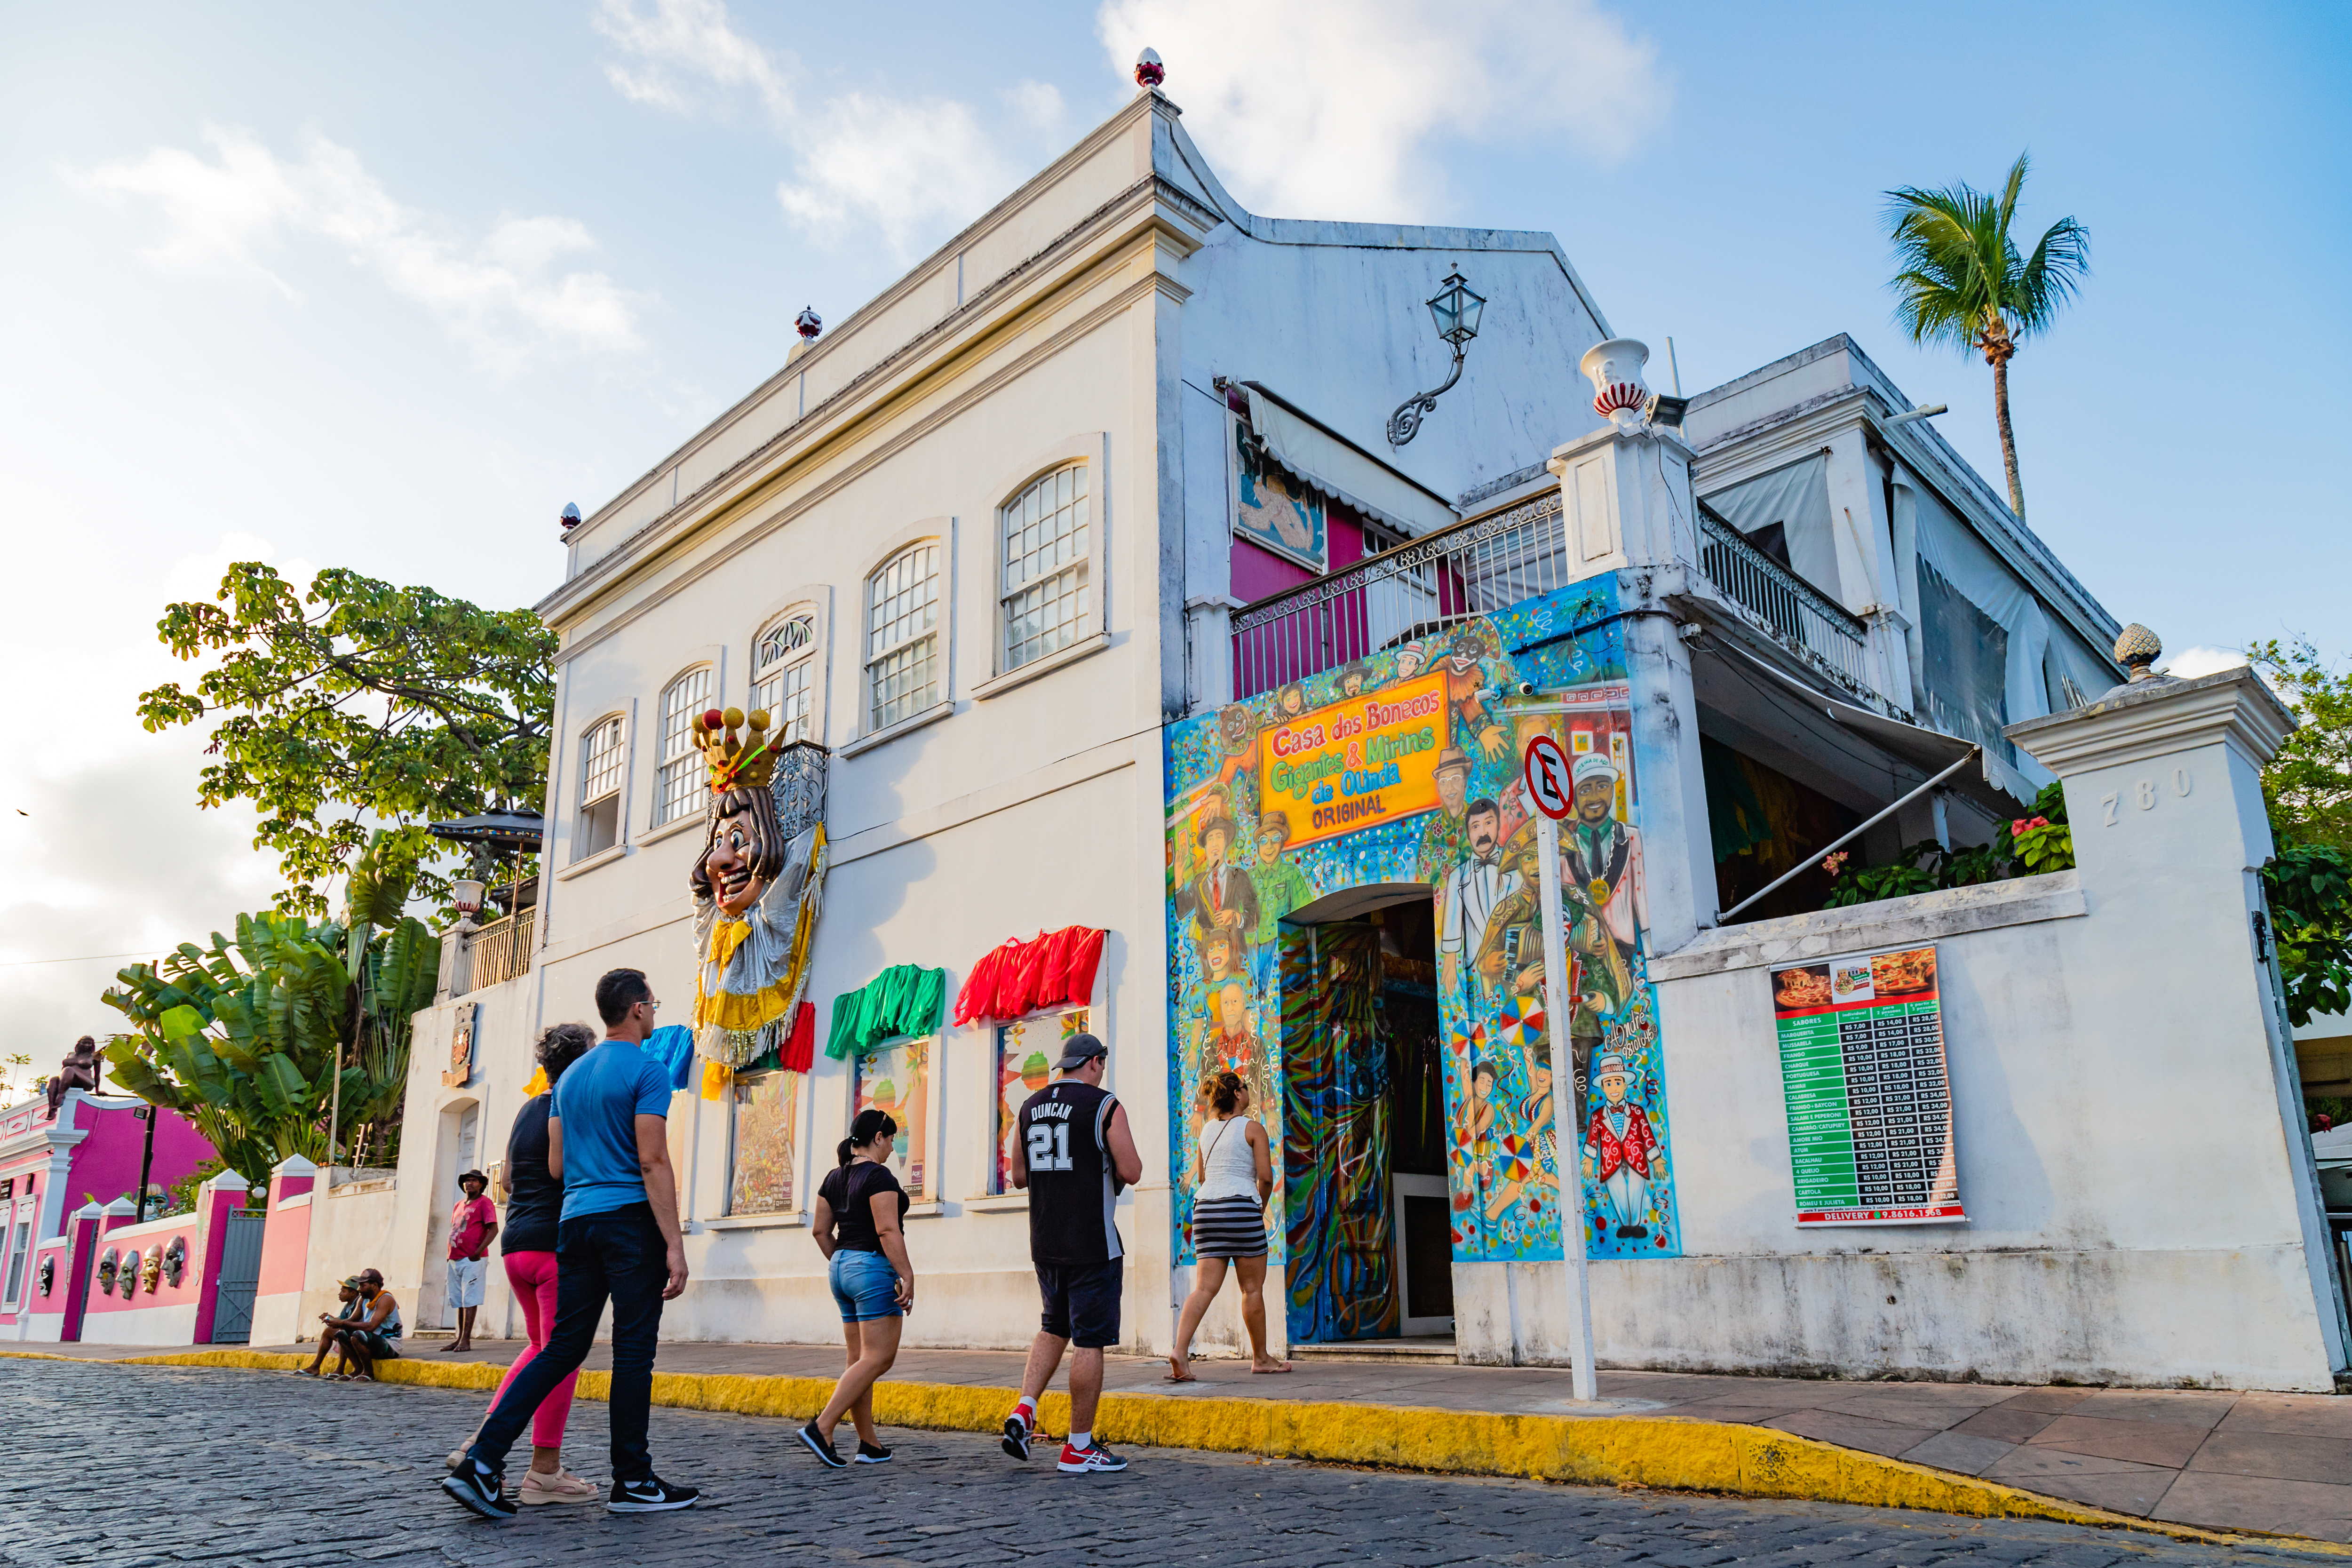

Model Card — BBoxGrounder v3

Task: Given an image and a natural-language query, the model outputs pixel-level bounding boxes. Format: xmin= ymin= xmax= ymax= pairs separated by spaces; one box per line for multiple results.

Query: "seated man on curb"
xmin=339 ymin=1269 xmax=405 ymax=1381
xmin=297 ymin=1278 xmax=367 ymax=1378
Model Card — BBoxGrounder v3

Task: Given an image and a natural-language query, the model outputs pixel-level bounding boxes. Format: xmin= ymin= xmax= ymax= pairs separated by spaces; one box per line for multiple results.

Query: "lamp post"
xmin=1386 ymin=271 xmax=1486 ymax=446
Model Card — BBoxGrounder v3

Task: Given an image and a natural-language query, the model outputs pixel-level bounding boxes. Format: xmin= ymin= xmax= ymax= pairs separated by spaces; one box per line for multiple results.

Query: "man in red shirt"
xmin=445 ymin=1169 xmax=499 ymax=1353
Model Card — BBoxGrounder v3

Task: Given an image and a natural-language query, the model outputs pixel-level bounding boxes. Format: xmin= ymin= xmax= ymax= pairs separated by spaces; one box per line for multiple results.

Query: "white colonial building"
xmin=283 ymin=80 xmax=2345 ymax=1393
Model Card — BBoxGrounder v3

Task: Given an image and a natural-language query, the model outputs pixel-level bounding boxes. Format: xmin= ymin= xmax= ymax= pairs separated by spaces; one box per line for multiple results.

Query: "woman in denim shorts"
xmin=799 ymin=1108 xmax=914 ymax=1468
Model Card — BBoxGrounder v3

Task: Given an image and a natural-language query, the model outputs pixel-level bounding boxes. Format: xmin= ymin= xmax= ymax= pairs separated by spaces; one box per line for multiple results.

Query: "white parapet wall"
xmin=1456 ymin=667 xmax=2350 ymax=1391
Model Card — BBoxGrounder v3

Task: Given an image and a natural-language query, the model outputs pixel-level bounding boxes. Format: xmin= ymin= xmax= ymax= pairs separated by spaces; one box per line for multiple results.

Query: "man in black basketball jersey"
xmin=1000 ymin=1032 xmax=1143 ymax=1474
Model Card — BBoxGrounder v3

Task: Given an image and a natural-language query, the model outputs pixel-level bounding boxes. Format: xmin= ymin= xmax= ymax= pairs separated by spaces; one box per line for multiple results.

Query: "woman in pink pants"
xmin=446 ymin=1022 xmax=599 ymax=1503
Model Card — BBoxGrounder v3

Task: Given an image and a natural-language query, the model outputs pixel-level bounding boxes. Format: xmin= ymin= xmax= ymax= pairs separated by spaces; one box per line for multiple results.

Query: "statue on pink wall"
xmin=45 ymin=1035 xmax=102 ymax=1117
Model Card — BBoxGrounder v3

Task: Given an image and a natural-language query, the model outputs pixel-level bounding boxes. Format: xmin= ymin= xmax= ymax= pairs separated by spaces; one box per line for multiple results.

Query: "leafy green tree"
xmin=136 ymin=562 xmax=555 ymax=914
xmin=98 ymin=893 xmax=438 ymax=1193
xmin=1883 ymin=153 xmax=2090 ymax=521
xmin=2248 ymin=637 xmax=2352 ymax=855
xmin=2263 ymin=841 xmax=2352 ymax=1030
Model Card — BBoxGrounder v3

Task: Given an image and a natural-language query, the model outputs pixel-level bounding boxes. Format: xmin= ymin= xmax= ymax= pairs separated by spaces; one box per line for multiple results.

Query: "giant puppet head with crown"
xmin=688 ymin=705 xmax=785 ymax=917
xmin=687 ymin=706 xmax=830 ymax=1078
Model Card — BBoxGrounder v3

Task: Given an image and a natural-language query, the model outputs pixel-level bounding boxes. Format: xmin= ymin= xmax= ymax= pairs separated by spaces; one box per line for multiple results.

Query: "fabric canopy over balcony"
xmin=1240 ymin=382 xmax=1459 ymax=538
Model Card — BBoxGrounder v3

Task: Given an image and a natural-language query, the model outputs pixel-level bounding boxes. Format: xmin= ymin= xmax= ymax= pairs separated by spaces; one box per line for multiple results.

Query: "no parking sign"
xmin=1522 ymin=733 xmax=1573 ymax=821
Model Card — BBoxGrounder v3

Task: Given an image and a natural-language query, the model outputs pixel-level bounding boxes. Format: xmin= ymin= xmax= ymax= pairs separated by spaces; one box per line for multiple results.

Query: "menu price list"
xmin=1770 ymin=946 xmax=1964 ymax=1228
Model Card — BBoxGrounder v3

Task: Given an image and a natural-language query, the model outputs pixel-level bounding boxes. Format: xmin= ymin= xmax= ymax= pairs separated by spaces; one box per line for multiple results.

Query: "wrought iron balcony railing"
xmin=1695 ymin=505 xmax=1874 ymax=697
xmin=464 ymin=906 xmax=536 ymax=994
xmin=1230 ymin=491 xmax=1567 ymax=700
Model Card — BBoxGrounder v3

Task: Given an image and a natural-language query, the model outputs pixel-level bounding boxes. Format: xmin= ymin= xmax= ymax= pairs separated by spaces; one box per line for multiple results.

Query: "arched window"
xmin=654 ymin=667 xmax=713 ymax=825
xmin=575 ymin=715 xmax=626 ymax=860
xmin=866 ymin=544 xmax=941 ymax=731
xmin=752 ymin=612 xmax=818 ymax=746
xmin=1000 ymin=463 xmax=1089 ymax=671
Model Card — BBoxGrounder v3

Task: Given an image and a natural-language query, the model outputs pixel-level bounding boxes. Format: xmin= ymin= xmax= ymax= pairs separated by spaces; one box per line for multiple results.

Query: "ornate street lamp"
xmin=1387 ymin=271 xmax=1486 ymax=446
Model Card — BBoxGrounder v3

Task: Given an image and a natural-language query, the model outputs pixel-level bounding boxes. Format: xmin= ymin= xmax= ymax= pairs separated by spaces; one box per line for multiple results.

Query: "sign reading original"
xmin=1258 ymin=671 xmax=1448 ymax=848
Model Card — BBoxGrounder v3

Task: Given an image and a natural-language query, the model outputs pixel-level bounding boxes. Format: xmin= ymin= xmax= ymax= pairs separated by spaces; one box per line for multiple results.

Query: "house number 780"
xmin=2101 ymin=768 xmax=2193 ymax=826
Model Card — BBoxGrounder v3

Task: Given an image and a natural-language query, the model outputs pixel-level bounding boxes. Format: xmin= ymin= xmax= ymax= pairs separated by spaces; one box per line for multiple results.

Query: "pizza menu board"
xmin=1770 ymin=946 xmax=1964 ymax=1226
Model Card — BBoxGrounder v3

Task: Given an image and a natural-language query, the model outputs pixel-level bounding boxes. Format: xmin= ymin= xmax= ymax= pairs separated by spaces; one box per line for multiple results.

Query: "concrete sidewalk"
xmin=30 ymin=1338 xmax=2352 ymax=1543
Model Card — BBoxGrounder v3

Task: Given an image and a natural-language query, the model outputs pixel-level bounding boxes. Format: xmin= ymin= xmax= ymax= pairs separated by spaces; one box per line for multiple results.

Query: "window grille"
xmin=866 ymin=545 xmax=941 ymax=731
xmin=576 ymin=716 xmax=625 ymax=859
xmin=655 ymin=668 xmax=713 ymax=823
xmin=752 ymin=613 xmax=817 ymax=745
xmin=1000 ymin=464 xmax=1089 ymax=671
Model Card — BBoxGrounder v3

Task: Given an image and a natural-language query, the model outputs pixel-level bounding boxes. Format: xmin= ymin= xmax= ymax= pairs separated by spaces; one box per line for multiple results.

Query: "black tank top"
xmin=1019 ymin=1080 xmax=1123 ymax=1265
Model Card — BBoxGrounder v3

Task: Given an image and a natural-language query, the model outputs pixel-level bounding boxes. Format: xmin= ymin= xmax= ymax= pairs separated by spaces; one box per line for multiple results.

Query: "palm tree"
xmin=1883 ymin=153 xmax=2089 ymax=522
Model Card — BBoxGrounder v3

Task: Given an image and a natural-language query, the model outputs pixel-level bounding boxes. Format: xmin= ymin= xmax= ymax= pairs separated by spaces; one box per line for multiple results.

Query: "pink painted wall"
xmin=49 ymin=1097 xmax=214 ymax=1215
xmin=256 ymin=1166 xmax=315 ymax=1298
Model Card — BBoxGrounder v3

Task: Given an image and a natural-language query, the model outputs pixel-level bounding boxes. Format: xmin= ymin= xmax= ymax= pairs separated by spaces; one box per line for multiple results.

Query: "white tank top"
xmin=1197 ymin=1116 xmax=1259 ymax=1202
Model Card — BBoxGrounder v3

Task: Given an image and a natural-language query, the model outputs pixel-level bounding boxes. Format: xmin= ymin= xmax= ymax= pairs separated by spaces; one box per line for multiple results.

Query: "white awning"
xmin=1241 ymin=382 xmax=1459 ymax=537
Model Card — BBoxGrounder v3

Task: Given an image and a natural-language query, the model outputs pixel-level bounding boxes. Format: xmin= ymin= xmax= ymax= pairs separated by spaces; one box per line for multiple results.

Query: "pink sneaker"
xmin=519 ymin=1467 xmax=600 ymax=1504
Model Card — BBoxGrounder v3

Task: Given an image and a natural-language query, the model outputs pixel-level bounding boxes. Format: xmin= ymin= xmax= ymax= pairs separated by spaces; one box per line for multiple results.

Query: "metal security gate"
xmin=207 ymin=1212 xmax=266 ymax=1344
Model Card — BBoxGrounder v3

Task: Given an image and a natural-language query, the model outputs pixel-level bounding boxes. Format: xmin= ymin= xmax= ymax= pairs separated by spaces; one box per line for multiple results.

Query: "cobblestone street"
xmin=1 ymin=1360 xmax=2336 ymax=1567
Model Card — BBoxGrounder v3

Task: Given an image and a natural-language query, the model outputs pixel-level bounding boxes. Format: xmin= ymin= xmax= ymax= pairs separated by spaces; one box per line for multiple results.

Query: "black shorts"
xmin=1034 ymin=1258 xmax=1122 ymax=1349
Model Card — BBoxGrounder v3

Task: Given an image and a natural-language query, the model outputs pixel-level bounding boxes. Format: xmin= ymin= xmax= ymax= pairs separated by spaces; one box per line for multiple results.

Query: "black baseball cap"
xmin=1054 ymin=1033 xmax=1107 ymax=1072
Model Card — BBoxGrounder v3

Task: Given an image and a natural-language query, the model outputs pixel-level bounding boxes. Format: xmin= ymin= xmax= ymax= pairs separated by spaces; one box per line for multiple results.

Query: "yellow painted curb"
xmin=7 ymin=1348 xmax=2336 ymax=1553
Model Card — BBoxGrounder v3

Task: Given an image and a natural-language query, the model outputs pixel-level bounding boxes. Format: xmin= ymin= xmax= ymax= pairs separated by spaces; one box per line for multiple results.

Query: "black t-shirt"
xmin=819 ymin=1160 xmax=908 ymax=1253
xmin=1019 ymin=1080 xmax=1124 ymax=1266
xmin=501 ymin=1095 xmax=562 ymax=1255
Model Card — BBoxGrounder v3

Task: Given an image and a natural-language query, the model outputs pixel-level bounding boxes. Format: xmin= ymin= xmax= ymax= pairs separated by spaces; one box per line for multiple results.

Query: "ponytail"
xmin=839 ymin=1106 xmax=898 ymax=1167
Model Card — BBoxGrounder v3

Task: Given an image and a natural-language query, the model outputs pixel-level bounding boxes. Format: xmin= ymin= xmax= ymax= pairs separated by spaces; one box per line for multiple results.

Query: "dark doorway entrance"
xmin=1279 ymin=893 xmax=1454 ymax=1344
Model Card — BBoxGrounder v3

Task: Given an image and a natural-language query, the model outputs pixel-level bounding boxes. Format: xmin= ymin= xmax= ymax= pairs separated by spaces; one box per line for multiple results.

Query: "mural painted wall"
xmin=1165 ymin=578 xmax=1681 ymax=1337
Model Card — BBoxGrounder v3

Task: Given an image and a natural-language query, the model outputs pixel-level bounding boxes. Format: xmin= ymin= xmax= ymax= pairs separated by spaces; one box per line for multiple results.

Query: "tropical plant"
xmin=98 ymin=859 xmax=439 ymax=1194
xmin=2247 ymin=637 xmax=2352 ymax=856
xmin=1883 ymin=153 xmax=2090 ymax=521
xmin=2262 ymin=839 xmax=2352 ymax=1031
xmin=1822 ymin=782 xmax=2070 ymax=908
xmin=136 ymin=561 xmax=556 ymax=915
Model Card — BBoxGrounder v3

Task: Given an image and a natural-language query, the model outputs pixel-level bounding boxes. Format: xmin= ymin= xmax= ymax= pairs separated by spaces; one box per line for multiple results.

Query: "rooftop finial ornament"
xmin=2114 ymin=623 xmax=2166 ymax=684
xmin=559 ymin=502 xmax=581 ymax=535
xmin=795 ymin=305 xmax=822 ymax=341
xmin=1135 ymin=47 xmax=1164 ymax=88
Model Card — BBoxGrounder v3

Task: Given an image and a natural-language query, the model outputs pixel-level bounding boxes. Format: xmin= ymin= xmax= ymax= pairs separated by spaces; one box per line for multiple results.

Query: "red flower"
xmin=2011 ymin=816 xmax=2050 ymax=836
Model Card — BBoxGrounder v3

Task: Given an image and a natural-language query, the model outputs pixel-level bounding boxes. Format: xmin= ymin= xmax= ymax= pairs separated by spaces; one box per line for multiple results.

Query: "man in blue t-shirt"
xmin=443 ymin=969 xmax=701 ymax=1520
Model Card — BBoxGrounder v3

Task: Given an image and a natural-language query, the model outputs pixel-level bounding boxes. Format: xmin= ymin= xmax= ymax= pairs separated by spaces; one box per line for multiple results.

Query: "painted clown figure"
xmin=1582 ymin=1054 xmax=1662 ymax=1239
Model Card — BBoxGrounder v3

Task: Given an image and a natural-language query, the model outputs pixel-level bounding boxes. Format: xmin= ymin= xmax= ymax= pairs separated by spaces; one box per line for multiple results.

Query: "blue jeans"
xmin=469 ymin=1202 xmax=667 ymax=1481
xmin=828 ymin=1249 xmax=902 ymax=1322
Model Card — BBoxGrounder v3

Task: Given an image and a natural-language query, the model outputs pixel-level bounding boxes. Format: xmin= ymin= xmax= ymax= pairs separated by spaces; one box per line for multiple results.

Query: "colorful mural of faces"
xmin=1162 ymin=578 xmax=1682 ymax=1290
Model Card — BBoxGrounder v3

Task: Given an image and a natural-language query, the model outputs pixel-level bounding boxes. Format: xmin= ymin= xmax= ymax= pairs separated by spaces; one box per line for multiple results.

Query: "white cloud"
xmin=2162 ymin=645 xmax=2249 ymax=680
xmin=594 ymin=0 xmax=1062 ymax=261
xmin=776 ymin=94 xmax=1023 ymax=256
xmin=592 ymin=0 xmax=792 ymax=118
xmin=70 ymin=127 xmax=648 ymax=372
xmin=1096 ymin=0 xmax=1668 ymax=221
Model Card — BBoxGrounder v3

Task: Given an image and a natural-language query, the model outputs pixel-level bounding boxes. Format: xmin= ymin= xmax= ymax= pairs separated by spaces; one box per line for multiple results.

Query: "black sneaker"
xmin=441 ymin=1458 xmax=516 ymax=1521
xmin=608 ymin=1474 xmax=701 ymax=1513
xmin=1001 ymin=1410 xmax=1033 ymax=1461
xmin=855 ymin=1439 xmax=893 ymax=1465
xmin=797 ymin=1422 xmax=848 ymax=1470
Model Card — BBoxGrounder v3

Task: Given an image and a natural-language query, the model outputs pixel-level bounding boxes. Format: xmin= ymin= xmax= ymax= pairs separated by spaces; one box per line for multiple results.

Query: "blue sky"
xmin=1 ymin=0 xmax=2345 ymax=1054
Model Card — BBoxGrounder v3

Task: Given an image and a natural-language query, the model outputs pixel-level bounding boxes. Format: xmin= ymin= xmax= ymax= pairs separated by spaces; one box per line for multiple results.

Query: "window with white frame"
xmin=654 ymin=667 xmax=713 ymax=825
xmin=866 ymin=544 xmax=941 ymax=731
xmin=576 ymin=716 xmax=625 ymax=860
xmin=751 ymin=613 xmax=818 ymax=746
xmin=1000 ymin=464 xmax=1090 ymax=671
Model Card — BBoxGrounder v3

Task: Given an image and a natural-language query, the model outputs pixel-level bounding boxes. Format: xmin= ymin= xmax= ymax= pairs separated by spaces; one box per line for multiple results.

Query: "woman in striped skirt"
xmin=1168 ymin=1072 xmax=1290 ymax=1379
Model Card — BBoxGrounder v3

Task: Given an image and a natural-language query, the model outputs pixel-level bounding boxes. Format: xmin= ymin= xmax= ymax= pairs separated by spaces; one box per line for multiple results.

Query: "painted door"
xmin=207 ymin=1212 xmax=266 ymax=1344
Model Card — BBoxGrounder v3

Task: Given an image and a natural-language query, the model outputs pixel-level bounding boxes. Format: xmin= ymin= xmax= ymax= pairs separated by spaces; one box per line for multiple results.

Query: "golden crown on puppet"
xmin=692 ymin=706 xmax=777 ymax=792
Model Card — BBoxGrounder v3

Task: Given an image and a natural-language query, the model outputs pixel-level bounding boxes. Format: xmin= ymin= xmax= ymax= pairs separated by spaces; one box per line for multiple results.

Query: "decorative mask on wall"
xmin=95 ymin=1248 xmax=118 ymax=1293
xmin=162 ymin=1235 xmax=187 ymax=1289
xmin=141 ymin=1246 xmax=162 ymax=1294
xmin=37 ymin=1256 xmax=54 ymax=1297
xmin=691 ymin=712 xmax=831 ymax=1084
xmin=119 ymin=1255 xmax=140 ymax=1299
